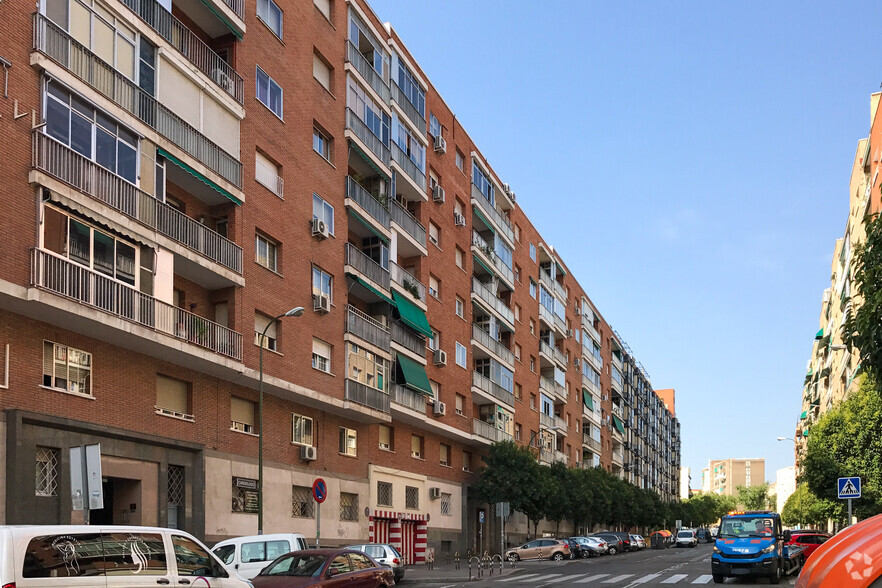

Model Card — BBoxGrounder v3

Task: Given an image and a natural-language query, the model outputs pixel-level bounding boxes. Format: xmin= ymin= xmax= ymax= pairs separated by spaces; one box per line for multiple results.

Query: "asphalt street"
xmin=404 ymin=543 xmax=804 ymax=587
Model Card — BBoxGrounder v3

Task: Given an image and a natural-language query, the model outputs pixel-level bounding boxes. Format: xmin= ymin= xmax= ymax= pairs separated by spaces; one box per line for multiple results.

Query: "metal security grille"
xmin=340 ymin=492 xmax=359 ymax=521
xmin=440 ymin=492 xmax=452 ymax=516
xmin=292 ymin=485 xmax=314 ymax=518
xmin=168 ymin=465 xmax=185 ymax=506
xmin=405 ymin=486 xmax=419 ymax=510
xmin=35 ymin=447 xmax=58 ymax=496
xmin=377 ymin=481 xmax=393 ymax=507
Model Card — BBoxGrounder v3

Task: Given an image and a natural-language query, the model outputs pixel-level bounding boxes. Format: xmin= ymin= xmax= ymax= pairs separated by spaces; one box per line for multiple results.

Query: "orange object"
xmin=796 ymin=514 xmax=882 ymax=587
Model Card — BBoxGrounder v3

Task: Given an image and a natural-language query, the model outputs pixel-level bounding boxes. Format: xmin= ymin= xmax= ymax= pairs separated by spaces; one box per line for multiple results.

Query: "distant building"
xmin=656 ymin=388 xmax=676 ymax=416
xmin=776 ymin=466 xmax=797 ymax=513
xmin=701 ymin=467 xmax=711 ymax=493
xmin=706 ymin=458 xmax=766 ymax=497
xmin=680 ymin=467 xmax=691 ymax=500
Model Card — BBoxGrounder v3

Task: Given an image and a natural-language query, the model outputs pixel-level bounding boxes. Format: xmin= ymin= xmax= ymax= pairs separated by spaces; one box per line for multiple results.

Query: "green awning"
xmin=397 ymin=353 xmax=432 ymax=396
xmin=612 ymin=415 xmax=625 ymax=434
xmin=346 ymin=273 xmax=395 ymax=306
xmin=199 ymin=0 xmax=244 ymax=40
xmin=582 ymin=389 xmax=594 ymax=411
xmin=391 ymin=291 xmax=432 ymax=337
xmin=472 ymin=205 xmax=495 ymax=234
xmin=803 ymin=429 xmax=810 ymax=437
xmin=349 ymin=140 xmax=390 ymax=180
xmin=814 ymin=328 xmax=824 ymax=340
xmin=157 ymin=147 xmax=241 ymax=205
xmin=556 ymin=260 xmax=567 ymax=277
xmin=810 ymin=398 xmax=820 ymax=407
xmin=348 ymin=209 xmax=389 ymax=243
xmin=472 ymin=254 xmax=495 ymax=277
xmin=800 ymin=410 xmax=808 ymax=419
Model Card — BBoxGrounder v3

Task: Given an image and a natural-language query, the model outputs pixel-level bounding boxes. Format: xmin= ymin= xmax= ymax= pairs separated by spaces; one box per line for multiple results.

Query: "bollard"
xmin=482 ymin=555 xmax=491 ymax=577
xmin=493 ymin=554 xmax=504 ymax=575
xmin=454 ymin=551 xmax=461 ymax=570
xmin=468 ymin=556 xmax=483 ymax=580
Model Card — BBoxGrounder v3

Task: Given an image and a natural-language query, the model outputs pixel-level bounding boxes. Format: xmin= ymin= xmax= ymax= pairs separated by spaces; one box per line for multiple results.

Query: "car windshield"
xmin=261 ymin=554 xmax=326 ymax=577
xmin=678 ymin=531 xmax=693 ymax=538
xmin=719 ymin=517 xmax=775 ymax=538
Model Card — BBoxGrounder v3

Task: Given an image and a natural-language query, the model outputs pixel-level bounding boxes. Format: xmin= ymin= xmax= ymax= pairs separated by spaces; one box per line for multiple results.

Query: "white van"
xmin=212 ymin=533 xmax=308 ymax=580
xmin=0 ymin=525 xmax=252 ymax=588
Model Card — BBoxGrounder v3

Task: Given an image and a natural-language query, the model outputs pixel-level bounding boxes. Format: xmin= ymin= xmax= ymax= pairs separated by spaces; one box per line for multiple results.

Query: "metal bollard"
xmin=454 ymin=551 xmax=461 ymax=570
xmin=468 ymin=556 xmax=483 ymax=580
xmin=493 ymin=554 xmax=504 ymax=575
xmin=482 ymin=555 xmax=491 ymax=577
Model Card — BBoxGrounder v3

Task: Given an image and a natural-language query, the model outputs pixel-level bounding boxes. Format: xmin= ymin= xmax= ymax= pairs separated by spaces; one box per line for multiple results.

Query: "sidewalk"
xmin=400 ymin=559 xmax=523 ymax=583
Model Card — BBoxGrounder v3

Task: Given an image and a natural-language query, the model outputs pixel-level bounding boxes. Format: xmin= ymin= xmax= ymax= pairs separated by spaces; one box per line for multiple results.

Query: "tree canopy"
xmin=736 ymin=483 xmax=771 ymax=511
xmin=844 ymin=212 xmax=882 ymax=387
xmin=781 ymin=483 xmax=839 ymax=528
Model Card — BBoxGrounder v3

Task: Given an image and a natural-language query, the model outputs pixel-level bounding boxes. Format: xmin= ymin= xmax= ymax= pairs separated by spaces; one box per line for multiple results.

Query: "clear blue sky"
xmin=367 ymin=0 xmax=880 ymax=484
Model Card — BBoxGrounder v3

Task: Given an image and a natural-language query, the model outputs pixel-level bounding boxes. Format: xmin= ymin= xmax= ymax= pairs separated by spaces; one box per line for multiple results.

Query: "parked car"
xmin=676 ymin=529 xmax=698 ymax=548
xmin=630 ymin=534 xmax=647 ymax=549
xmin=569 ymin=536 xmax=604 ymax=557
xmin=213 ymin=533 xmax=310 ymax=580
xmin=562 ymin=537 xmax=584 ymax=559
xmin=597 ymin=531 xmax=633 ymax=552
xmin=796 ymin=514 xmax=882 ymax=588
xmin=696 ymin=528 xmax=712 ymax=543
xmin=582 ymin=536 xmax=609 ymax=555
xmin=505 ymin=538 xmax=570 ymax=561
xmin=346 ymin=543 xmax=405 ymax=583
xmin=785 ymin=531 xmax=831 ymax=561
xmin=592 ymin=533 xmax=625 ymax=555
xmin=251 ymin=549 xmax=394 ymax=588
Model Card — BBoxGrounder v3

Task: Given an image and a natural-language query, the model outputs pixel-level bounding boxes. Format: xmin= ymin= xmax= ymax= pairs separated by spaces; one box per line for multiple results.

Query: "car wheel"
xmin=569 ymin=552 xmax=576 ymax=560
xmin=769 ymin=559 xmax=783 ymax=584
xmin=608 ymin=546 xmax=617 ymax=555
xmin=712 ymin=574 xmax=724 ymax=584
xmin=507 ymin=553 xmax=520 ymax=562
xmin=552 ymin=552 xmax=564 ymax=561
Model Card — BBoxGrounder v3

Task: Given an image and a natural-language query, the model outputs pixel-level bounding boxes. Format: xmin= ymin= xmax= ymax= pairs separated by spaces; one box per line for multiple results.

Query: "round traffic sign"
xmin=312 ymin=478 xmax=327 ymax=503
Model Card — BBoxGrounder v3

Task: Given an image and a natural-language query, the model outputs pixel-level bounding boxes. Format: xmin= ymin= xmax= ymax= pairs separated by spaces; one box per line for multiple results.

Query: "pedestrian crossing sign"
xmin=838 ymin=477 xmax=861 ymax=499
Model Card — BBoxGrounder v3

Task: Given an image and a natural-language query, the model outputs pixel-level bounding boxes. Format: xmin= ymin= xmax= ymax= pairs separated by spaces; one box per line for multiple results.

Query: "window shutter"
xmin=156 ymin=375 xmax=188 ymax=414
xmin=255 ymin=314 xmax=276 ymax=347
xmin=378 ymin=425 xmax=390 ymax=446
xmin=314 ymin=0 xmax=330 ymax=19
xmin=231 ymin=397 xmax=254 ymax=426
xmin=411 ymin=435 xmax=420 ymax=454
xmin=312 ymin=338 xmax=331 ymax=359
xmin=313 ymin=54 xmax=331 ymax=91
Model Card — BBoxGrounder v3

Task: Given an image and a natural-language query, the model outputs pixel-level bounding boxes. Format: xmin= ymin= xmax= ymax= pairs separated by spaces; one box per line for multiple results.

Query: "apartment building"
xmin=705 ymin=459 xmax=765 ymax=497
xmin=0 ymin=0 xmax=680 ymax=558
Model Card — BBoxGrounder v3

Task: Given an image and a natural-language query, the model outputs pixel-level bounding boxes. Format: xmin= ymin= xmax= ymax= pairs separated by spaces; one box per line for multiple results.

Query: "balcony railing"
xmin=471 ymin=277 xmax=514 ymax=326
xmin=345 ymin=243 xmax=390 ymax=290
xmin=472 ymin=324 xmax=514 ymax=366
xmin=581 ymin=314 xmax=601 ymax=345
xmin=554 ymin=415 xmax=568 ymax=433
xmin=583 ymin=434 xmax=601 ymax=452
xmin=344 ymin=379 xmax=390 ymax=413
xmin=117 ymin=0 xmax=244 ymax=103
xmin=345 ymin=305 xmax=390 ymax=350
xmin=33 ymin=132 xmax=242 ymax=273
xmin=612 ymin=404 xmax=624 ymax=419
xmin=220 ymin=0 xmax=245 ymax=20
xmin=391 ymin=383 xmax=426 ymax=413
xmin=346 ymin=41 xmax=389 ymax=102
xmin=389 ymin=200 xmax=426 ymax=247
xmin=346 ymin=108 xmax=389 ymax=164
xmin=538 ymin=303 xmax=555 ymax=326
xmin=389 ymin=261 xmax=425 ymax=301
xmin=471 ymin=230 xmax=495 ymax=261
xmin=471 ymin=183 xmax=514 ymax=243
xmin=391 ymin=81 xmax=426 ymax=131
xmin=539 ymin=412 xmax=555 ymax=430
xmin=256 ymin=161 xmax=284 ymax=199
xmin=31 ymin=248 xmax=242 ymax=359
xmin=472 ymin=370 xmax=514 ymax=407
xmin=390 ymin=142 xmax=427 ymax=191
xmin=391 ymin=320 xmax=426 ymax=357
xmin=612 ymin=450 xmax=624 ymax=464
xmin=492 ymin=253 xmax=515 ymax=287
xmin=554 ymin=450 xmax=568 ymax=464
xmin=34 ymin=15 xmax=242 ymax=188
xmin=539 ymin=375 xmax=567 ymax=402
xmin=472 ymin=419 xmax=513 ymax=443
xmin=346 ymin=176 xmax=390 ymax=228
xmin=584 ymin=349 xmax=603 ymax=372
xmin=539 ymin=269 xmax=567 ymax=302
xmin=539 ymin=340 xmax=567 ymax=368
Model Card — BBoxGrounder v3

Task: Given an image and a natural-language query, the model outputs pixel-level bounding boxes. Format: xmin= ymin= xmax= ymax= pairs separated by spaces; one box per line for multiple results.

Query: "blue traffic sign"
xmin=312 ymin=478 xmax=327 ymax=503
xmin=838 ymin=477 xmax=861 ymax=499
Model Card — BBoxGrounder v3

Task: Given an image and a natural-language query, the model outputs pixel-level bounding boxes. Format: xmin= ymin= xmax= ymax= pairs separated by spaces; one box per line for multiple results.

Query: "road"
xmin=408 ymin=543 xmax=804 ymax=587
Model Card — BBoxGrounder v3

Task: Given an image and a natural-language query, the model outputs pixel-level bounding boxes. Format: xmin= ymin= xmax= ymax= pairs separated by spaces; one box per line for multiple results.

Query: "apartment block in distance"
xmin=0 ymin=0 xmax=680 ymax=559
xmin=704 ymin=459 xmax=765 ymax=497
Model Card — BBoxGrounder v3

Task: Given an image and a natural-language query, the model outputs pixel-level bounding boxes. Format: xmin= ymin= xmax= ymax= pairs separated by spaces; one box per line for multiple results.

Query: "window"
xmin=256 ymin=66 xmax=283 ymax=119
xmin=411 ymin=434 xmax=424 ymax=459
xmin=429 ymin=222 xmax=440 ymax=247
xmin=530 ymin=356 xmax=535 ymax=372
xmin=405 ymin=486 xmax=419 ymax=510
xmin=340 ymin=492 xmax=359 ymax=521
xmin=530 ymin=319 xmax=536 ymax=335
xmin=429 ymin=275 xmax=440 ymax=299
xmin=455 ymin=393 xmax=464 ymax=416
xmin=231 ymin=397 xmax=256 ymax=434
xmin=313 ymin=51 xmax=331 ymax=92
xmin=515 ymin=383 xmax=522 ymax=401
xmin=455 ymin=247 xmax=464 ymax=269
xmin=42 ymin=341 xmax=91 ymax=396
xmin=530 ymin=279 xmax=537 ymax=299
xmin=428 ymin=329 xmax=440 ymax=351
xmin=35 ymin=447 xmax=59 ymax=496
xmin=312 ymin=339 xmax=331 ymax=373
xmin=156 ymin=375 xmax=191 ymax=419
xmin=514 ymin=343 xmax=521 ymax=362
xmin=429 ymin=112 xmax=441 ymax=137
xmin=455 ymin=342 xmax=467 ymax=368
xmin=472 ymin=160 xmax=494 ymax=203
xmin=232 ymin=477 xmax=258 ymax=513
xmin=440 ymin=492 xmax=452 ymax=515
xmin=255 ymin=313 xmax=278 ymax=351
xmin=312 ymin=194 xmax=335 ymax=234
xmin=256 ymin=152 xmax=283 ymax=198
xmin=515 ymin=423 xmax=522 ymax=441
xmin=529 ymin=242 xmax=536 ymax=261
xmin=530 ymin=393 xmax=537 ymax=410
xmin=514 ymin=304 xmax=521 ymax=322
xmin=256 ymin=0 xmax=283 ymax=37
xmin=292 ymin=485 xmax=314 ymax=518
xmin=347 ymin=343 xmax=387 ymax=391
xmin=378 ymin=424 xmax=393 ymax=450
xmin=312 ymin=267 xmax=333 ymax=301
xmin=462 ymin=451 xmax=472 ymax=472
xmin=315 ymin=0 xmax=331 ymax=20
xmin=430 ymin=380 xmax=440 ymax=399
xmin=514 ymin=265 xmax=521 ymax=282
xmin=377 ymin=481 xmax=393 ymax=506
xmin=440 ymin=443 xmax=450 ymax=466
xmin=455 ymin=296 xmax=464 ymax=318
xmin=292 ymin=414 xmax=314 ymax=446
xmin=455 ymin=149 xmax=464 ymax=171
xmin=313 ymin=126 xmax=331 ymax=161
xmin=255 ymin=233 xmax=278 ymax=272
xmin=339 ymin=427 xmax=357 ymax=456
xmin=514 ymin=224 xmax=521 ymax=242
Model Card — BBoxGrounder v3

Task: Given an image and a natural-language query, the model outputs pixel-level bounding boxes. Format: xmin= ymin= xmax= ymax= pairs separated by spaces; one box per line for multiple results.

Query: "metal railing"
xmin=31 ymin=248 xmax=242 ymax=359
xmin=391 ymin=81 xmax=426 ymax=131
xmin=345 ymin=305 xmax=390 ymax=350
xmin=539 ymin=340 xmax=567 ymax=368
xmin=389 ymin=199 xmax=426 ymax=247
xmin=539 ymin=413 xmax=555 ymax=430
xmin=256 ymin=161 xmax=284 ymax=199
xmin=471 ymin=370 xmax=514 ymax=407
xmin=472 ymin=325 xmax=514 ymax=366
xmin=34 ymin=15 xmax=242 ymax=188
xmin=33 ymin=132 xmax=242 ymax=273
xmin=539 ymin=375 xmax=567 ymax=402
xmin=391 ymin=383 xmax=426 ymax=413
xmin=553 ymin=312 xmax=567 ymax=335
xmin=538 ymin=303 xmax=555 ymax=327
xmin=471 ymin=278 xmax=514 ymax=326
xmin=391 ymin=320 xmax=425 ymax=356
xmin=346 ymin=176 xmax=390 ymax=228
xmin=345 ymin=243 xmax=390 ymax=290
xmin=583 ymin=348 xmax=603 ymax=372
xmin=346 ymin=41 xmax=389 ymax=102
xmin=539 ymin=269 xmax=567 ymax=302
xmin=117 ymin=0 xmax=244 ymax=103
xmin=390 ymin=261 xmax=425 ymax=301
xmin=471 ymin=230 xmax=495 ymax=261
xmin=472 ymin=419 xmax=513 ymax=443
xmin=581 ymin=314 xmax=602 ymax=345
xmin=391 ymin=142 xmax=426 ymax=191
xmin=344 ymin=379 xmax=390 ymax=413
xmin=492 ymin=251 xmax=515 ymax=286
xmin=220 ymin=0 xmax=245 ymax=20
xmin=346 ymin=108 xmax=389 ymax=163
xmin=471 ymin=183 xmax=514 ymax=243
xmin=583 ymin=434 xmax=601 ymax=452
xmin=555 ymin=415 xmax=568 ymax=433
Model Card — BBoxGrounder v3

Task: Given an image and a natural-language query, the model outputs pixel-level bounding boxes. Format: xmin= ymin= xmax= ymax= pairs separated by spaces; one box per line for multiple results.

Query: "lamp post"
xmin=258 ymin=306 xmax=305 ymax=535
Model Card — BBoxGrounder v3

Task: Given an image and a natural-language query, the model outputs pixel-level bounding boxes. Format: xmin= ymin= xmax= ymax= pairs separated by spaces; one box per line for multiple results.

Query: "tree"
xmin=474 ymin=440 xmax=536 ymax=507
xmin=844 ymin=211 xmax=882 ymax=388
xmin=518 ymin=460 xmax=556 ymax=538
xmin=781 ymin=484 xmax=839 ymax=528
xmin=544 ymin=461 xmax=571 ymax=535
xmin=736 ymin=484 xmax=770 ymax=510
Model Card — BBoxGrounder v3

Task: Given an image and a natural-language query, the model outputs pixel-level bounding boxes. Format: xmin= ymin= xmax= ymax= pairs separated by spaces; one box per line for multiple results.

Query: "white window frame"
xmin=256 ymin=232 xmax=278 ymax=272
xmin=339 ymin=427 xmax=357 ymax=457
xmin=256 ymin=66 xmax=283 ymax=119
xmin=312 ymin=267 xmax=333 ymax=302
xmin=292 ymin=413 xmax=315 ymax=446
xmin=254 ymin=312 xmax=278 ymax=351
xmin=312 ymin=193 xmax=335 ymax=235
xmin=455 ymin=296 xmax=464 ymax=318
xmin=428 ymin=275 xmax=440 ymax=299
xmin=312 ymin=338 xmax=331 ymax=373
xmin=257 ymin=0 xmax=283 ymax=38
xmin=455 ymin=342 xmax=467 ymax=368
xmin=42 ymin=341 xmax=92 ymax=397
xmin=255 ymin=152 xmax=284 ymax=199
xmin=313 ymin=126 xmax=331 ymax=161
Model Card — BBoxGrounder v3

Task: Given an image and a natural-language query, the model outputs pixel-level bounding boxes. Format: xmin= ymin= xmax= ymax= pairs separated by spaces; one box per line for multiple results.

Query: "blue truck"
xmin=711 ymin=510 xmax=805 ymax=584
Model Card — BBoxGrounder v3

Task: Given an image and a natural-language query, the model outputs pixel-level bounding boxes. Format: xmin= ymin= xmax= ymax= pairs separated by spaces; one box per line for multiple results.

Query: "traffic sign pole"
xmin=848 ymin=498 xmax=852 ymax=527
xmin=312 ymin=478 xmax=327 ymax=548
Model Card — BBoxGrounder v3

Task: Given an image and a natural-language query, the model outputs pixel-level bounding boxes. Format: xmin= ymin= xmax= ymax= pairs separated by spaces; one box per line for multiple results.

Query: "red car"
xmin=787 ymin=530 xmax=832 ymax=560
xmin=251 ymin=548 xmax=395 ymax=588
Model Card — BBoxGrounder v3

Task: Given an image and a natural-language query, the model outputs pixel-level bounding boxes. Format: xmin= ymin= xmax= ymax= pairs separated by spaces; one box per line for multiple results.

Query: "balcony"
xmin=389 ymin=261 xmax=425 ymax=302
xmin=33 ymin=132 xmax=243 ymax=275
xmin=539 ymin=376 xmax=567 ymax=403
xmin=472 ymin=324 xmax=514 ymax=366
xmin=31 ymin=248 xmax=242 ymax=359
xmin=391 ymin=81 xmax=426 ymax=132
xmin=539 ymin=340 xmax=567 ymax=369
xmin=472 ymin=419 xmax=513 ymax=444
xmin=471 ymin=183 xmax=514 ymax=245
xmin=346 ymin=176 xmax=390 ymax=230
xmin=391 ymin=320 xmax=426 ymax=357
xmin=118 ymin=0 xmax=244 ymax=103
xmin=345 ymin=305 xmax=390 ymax=350
xmin=389 ymin=200 xmax=427 ymax=249
xmin=612 ymin=404 xmax=624 ymax=420
xmin=554 ymin=450 xmax=568 ymax=464
xmin=345 ymin=243 xmax=390 ymax=290
xmin=391 ymin=383 xmax=426 ymax=413
xmin=539 ymin=269 xmax=567 ymax=302
xmin=612 ymin=449 xmax=624 ymax=466
xmin=539 ymin=412 xmax=555 ymax=430
xmin=220 ymin=0 xmax=245 ymax=20
xmin=538 ymin=303 xmax=556 ymax=327
xmin=584 ymin=349 xmax=602 ymax=372
xmin=390 ymin=142 xmax=427 ymax=193
xmin=344 ymin=379 xmax=390 ymax=413
xmin=554 ymin=415 xmax=568 ymax=433
xmin=472 ymin=370 xmax=515 ymax=408
xmin=611 ymin=352 xmax=624 ymax=371
xmin=346 ymin=41 xmax=389 ymax=102
xmin=471 ymin=278 xmax=514 ymax=327
xmin=346 ymin=108 xmax=390 ymax=164
xmin=581 ymin=314 xmax=601 ymax=345
xmin=582 ymin=433 xmax=601 ymax=452
xmin=33 ymin=15 xmax=242 ymax=189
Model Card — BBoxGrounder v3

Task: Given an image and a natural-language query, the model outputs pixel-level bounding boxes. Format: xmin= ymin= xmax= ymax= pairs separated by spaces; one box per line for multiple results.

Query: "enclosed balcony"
xmin=471 ymin=183 xmax=514 ymax=245
xmin=539 ymin=267 xmax=567 ymax=303
xmin=346 ymin=40 xmax=390 ymax=103
xmin=345 ymin=108 xmax=390 ymax=169
xmin=390 ymin=142 xmax=427 ymax=199
xmin=344 ymin=378 xmax=390 ymax=414
xmin=539 ymin=375 xmax=567 ymax=404
xmin=391 ymin=80 xmax=426 ymax=134
xmin=539 ymin=339 xmax=567 ymax=371
xmin=345 ymin=242 xmax=390 ymax=292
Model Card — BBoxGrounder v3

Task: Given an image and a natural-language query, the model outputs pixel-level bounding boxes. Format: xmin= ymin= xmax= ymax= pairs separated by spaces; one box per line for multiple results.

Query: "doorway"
xmin=88 ymin=477 xmax=142 ymax=525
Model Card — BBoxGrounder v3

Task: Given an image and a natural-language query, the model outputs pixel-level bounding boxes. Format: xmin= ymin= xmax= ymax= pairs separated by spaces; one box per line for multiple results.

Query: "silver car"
xmin=581 ymin=536 xmax=609 ymax=554
xmin=346 ymin=543 xmax=405 ymax=582
xmin=630 ymin=534 xmax=647 ymax=550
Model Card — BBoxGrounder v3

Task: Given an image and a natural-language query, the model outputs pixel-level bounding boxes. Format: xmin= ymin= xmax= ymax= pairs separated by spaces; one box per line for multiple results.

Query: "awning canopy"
xmin=472 ymin=204 xmax=495 ymax=234
xmin=582 ymin=389 xmax=594 ymax=411
xmin=555 ymin=260 xmax=567 ymax=277
xmin=472 ymin=254 xmax=495 ymax=277
xmin=392 ymin=291 xmax=432 ymax=337
xmin=612 ymin=414 xmax=625 ymax=434
xmin=814 ymin=328 xmax=824 ymax=340
xmin=198 ymin=0 xmax=244 ymax=40
xmin=396 ymin=353 xmax=432 ymax=396
xmin=346 ymin=273 xmax=395 ymax=306
xmin=348 ymin=209 xmax=389 ymax=243
xmin=800 ymin=410 xmax=808 ymax=419
xmin=348 ymin=139 xmax=390 ymax=180
xmin=157 ymin=147 xmax=241 ymax=205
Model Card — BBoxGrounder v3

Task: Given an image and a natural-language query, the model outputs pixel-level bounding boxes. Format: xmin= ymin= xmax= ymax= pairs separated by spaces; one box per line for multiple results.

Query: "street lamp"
xmin=258 ymin=306 xmax=305 ymax=535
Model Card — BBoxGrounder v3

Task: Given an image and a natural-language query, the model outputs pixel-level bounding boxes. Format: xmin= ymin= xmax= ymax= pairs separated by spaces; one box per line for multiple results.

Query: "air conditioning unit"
xmin=429 ymin=487 xmax=441 ymax=499
xmin=433 ymin=349 xmax=447 ymax=366
xmin=300 ymin=445 xmax=317 ymax=461
xmin=433 ymin=134 xmax=447 ymax=154
xmin=432 ymin=185 xmax=445 ymax=203
xmin=454 ymin=212 xmax=466 ymax=227
xmin=573 ymin=358 xmax=581 ymax=369
xmin=314 ymin=295 xmax=331 ymax=314
xmin=566 ymin=329 xmax=573 ymax=338
xmin=433 ymin=401 xmax=447 ymax=416
xmin=311 ymin=217 xmax=329 ymax=239
xmin=502 ymin=183 xmax=512 ymax=195
xmin=411 ymin=451 xmax=422 ymax=459
xmin=574 ymin=307 xmax=581 ymax=316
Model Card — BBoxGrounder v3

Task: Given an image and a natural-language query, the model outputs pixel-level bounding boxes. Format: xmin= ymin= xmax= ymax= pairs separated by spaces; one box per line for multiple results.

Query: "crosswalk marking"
xmin=633 ymin=573 xmax=662 ymax=583
xmin=496 ymin=573 xmax=540 ymax=583
xmin=662 ymin=574 xmax=689 ymax=584
xmin=574 ymin=574 xmax=610 ymax=584
xmin=603 ymin=574 xmax=635 ymax=583
xmin=692 ymin=575 xmax=714 ymax=584
xmin=528 ymin=573 xmax=563 ymax=583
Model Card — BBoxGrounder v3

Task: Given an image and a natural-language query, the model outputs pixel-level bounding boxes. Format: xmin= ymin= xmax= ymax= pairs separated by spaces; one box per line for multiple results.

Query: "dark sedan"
xmin=251 ymin=549 xmax=394 ymax=588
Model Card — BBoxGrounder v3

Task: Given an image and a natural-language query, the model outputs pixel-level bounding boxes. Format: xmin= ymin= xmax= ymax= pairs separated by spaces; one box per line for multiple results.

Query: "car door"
xmin=519 ymin=540 xmax=539 ymax=559
xmin=17 ymin=531 xmax=108 ymax=588
xmin=169 ymin=533 xmax=242 ymax=588
xmin=102 ymin=531 xmax=172 ymax=588
xmin=323 ymin=554 xmax=357 ymax=588
xmin=348 ymin=552 xmax=381 ymax=588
